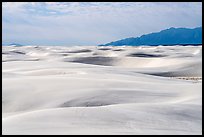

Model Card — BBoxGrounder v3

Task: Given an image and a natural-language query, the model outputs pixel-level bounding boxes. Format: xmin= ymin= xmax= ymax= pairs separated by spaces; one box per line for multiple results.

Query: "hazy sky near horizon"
xmin=2 ymin=2 xmax=202 ymax=46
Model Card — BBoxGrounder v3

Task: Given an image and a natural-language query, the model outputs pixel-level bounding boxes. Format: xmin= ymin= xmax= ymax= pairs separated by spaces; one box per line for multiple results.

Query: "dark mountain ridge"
xmin=100 ymin=27 xmax=202 ymax=46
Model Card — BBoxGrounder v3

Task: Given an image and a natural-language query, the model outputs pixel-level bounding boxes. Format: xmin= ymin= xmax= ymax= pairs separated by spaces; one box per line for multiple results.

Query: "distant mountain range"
xmin=3 ymin=43 xmax=24 ymax=46
xmin=100 ymin=27 xmax=202 ymax=46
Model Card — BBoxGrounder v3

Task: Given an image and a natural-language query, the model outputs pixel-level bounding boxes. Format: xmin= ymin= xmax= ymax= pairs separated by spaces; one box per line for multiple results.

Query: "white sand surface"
xmin=2 ymin=45 xmax=202 ymax=135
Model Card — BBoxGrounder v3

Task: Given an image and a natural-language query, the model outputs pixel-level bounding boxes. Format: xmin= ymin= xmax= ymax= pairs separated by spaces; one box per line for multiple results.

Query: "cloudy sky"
xmin=2 ymin=2 xmax=202 ymax=46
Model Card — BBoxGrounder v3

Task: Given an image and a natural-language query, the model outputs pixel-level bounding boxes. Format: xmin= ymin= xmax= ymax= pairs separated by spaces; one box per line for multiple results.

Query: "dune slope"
xmin=2 ymin=45 xmax=202 ymax=135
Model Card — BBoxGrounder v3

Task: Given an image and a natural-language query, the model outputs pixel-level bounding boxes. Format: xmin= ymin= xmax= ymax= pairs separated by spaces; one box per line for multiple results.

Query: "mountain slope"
xmin=100 ymin=27 xmax=202 ymax=46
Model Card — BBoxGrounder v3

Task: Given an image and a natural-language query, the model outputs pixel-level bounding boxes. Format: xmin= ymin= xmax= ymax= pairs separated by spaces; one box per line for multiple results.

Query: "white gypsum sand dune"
xmin=2 ymin=45 xmax=202 ymax=135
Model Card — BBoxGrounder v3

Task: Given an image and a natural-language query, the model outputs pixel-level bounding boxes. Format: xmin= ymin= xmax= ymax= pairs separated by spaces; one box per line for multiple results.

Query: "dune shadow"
xmin=67 ymin=56 xmax=117 ymax=66
xmin=59 ymin=90 xmax=177 ymax=108
xmin=64 ymin=49 xmax=92 ymax=53
xmin=127 ymin=53 xmax=166 ymax=58
xmin=2 ymin=58 xmax=40 ymax=62
xmin=2 ymin=52 xmax=9 ymax=55
xmin=97 ymin=48 xmax=112 ymax=51
xmin=112 ymin=49 xmax=125 ymax=51
xmin=154 ymin=50 xmax=165 ymax=53
xmin=11 ymin=51 xmax=26 ymax=55
xmin=142 ymin=72 xmax=175 ymax=77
